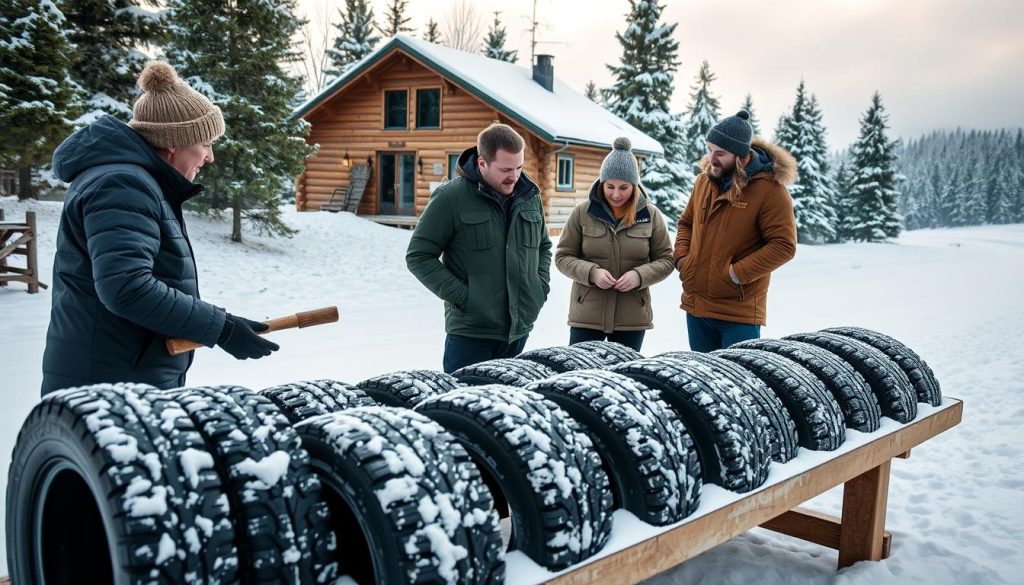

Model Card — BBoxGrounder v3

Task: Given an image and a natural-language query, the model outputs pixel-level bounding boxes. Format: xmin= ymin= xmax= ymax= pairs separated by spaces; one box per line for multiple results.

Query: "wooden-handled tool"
xmin=165 ymin=306 xmax=339 ymax=356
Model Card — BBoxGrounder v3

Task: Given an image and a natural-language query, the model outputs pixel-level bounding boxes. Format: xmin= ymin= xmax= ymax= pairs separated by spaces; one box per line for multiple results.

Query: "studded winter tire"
xmin=610 ymin=357 xmax=772 ymax=493
xmin=296 ymin=407 xmax=505 ymax=584
xmin=525 ymin=371 xmax=701 ymax=525
xmin=416 ymin=386 xmax=614 ymax=570
xmin=6 ymin=383 xmax=237 ymax=585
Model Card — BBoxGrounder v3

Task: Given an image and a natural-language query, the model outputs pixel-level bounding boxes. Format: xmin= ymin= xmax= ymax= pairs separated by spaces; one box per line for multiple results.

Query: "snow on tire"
xmin=171 ymin=385 xmax=337 ymax=584
xmin=610 ymin=357 xmax=772 ymax=493
xmin=518 ymin=346 xmax=606 ymax=373
xmin=452 ymin=358 xmax=557 ymax=387
xmin=296 ymin=406 xmax=504 ymax=584
xmin=354 ymin=369 xmax=462 ymax=407
xmin=569 ymin=340 xmax=644 ymax=367
xmin=785 ymin=332 xmax=918 ymax=423
xmin=7 ymin=383 xmax=237 ymax=584
xmin=713 ymin=349 xmax=847 ymax=451
xmin=731 ymin=338 xmax=882 ymax=432
xmin=821 ymin=326 xmax=942 ymax=406
xmin=416 ymin=386 xmax=614 ymax=570
xmin=657 ymin=351 xmax=799 ymax=463
xmin=525 ymin=371 xmax=701 ymax=525
xmin=262 ymin=379 xmax=377 ymax=424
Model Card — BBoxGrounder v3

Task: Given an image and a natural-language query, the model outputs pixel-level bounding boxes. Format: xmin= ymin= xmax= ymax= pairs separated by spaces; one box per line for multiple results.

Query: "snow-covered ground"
xmin=1 ymin=196 xmax=1022 ymax=583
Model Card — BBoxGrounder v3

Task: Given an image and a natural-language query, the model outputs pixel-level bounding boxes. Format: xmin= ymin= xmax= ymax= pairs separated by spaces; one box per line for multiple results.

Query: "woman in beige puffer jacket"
xmin=554 ymin=137 xmax=674 ymax=351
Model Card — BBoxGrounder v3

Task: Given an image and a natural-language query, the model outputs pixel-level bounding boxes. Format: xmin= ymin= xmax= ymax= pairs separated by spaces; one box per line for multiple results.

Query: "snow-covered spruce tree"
xmin=833 ymin=158 xmax=856 ymax=240
xmin=63 ymin=0 xmax=162 ymax=123
xmin=740 ymin=93 xmax=761 ymax=137
xmin=603 ymin=0 xmax=692 ymax=217
xmin=0 ymin=0 xmax=79 ymax=199
xmin=841 ymin=92 xmax=902 ymax=241
xmin=948 ymin=158 xmax=986 ymax=227
xmin=482 ymin=11 xmax=517 ymax=62
xmin=324 ymin=0 xmax=380 ymax=78
xmin=423 ymin=17 xmax=441 ymax=43
xmin=584 ymin=80 xmax=600 ymax=104
xmin=379 ymin=0 xmax=412 ymax=37
xmin=774 ymin=81 xmax=837 ymax=243
xmin=680 ymin=60 xmax=721 ymax=176
xmin=163 ymin=0 xmax=316 ymax=243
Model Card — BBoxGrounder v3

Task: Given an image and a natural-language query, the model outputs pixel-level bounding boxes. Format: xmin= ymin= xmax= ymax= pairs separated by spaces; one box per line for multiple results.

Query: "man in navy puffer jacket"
xmin=41 ymin=61 xmax=277 ymax=395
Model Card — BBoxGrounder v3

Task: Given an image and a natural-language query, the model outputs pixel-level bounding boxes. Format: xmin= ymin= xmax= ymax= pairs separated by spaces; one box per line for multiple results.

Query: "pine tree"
xmin=63 ymin=0 xmax=162 ymax=122
xmin=833 ymin=158 xmax=856 ymax=240
xmin=0 ymin=0 xmax=79 ymax=199
xmin=949 ymin=157 xmax=986 ymax=226
xmin=325 ymin=0 xmax=380 ymax=78
xmin=774 ymin=82 xmax=838 ymax=243
xmin=681 ymin=60 xmax=722 ymax=175
xmin=423 ymin=17 xmax=441 ymax=43
xmin=740 ymin=93 xmax=761 ymax=136
xmin=584 ymin=80 xmax=600 ymax=104
xmin=603 ymin=0 xmax=692 ymax=217
xmin=481 ymin=11 xmax=517 ymax=62
xmin=842 ymin=92 xmax=902 ymax=241
xmin=164 ymin=0 xmax=316 ymax=242
xmin=379 ymin=0 xmax=412 ymax=37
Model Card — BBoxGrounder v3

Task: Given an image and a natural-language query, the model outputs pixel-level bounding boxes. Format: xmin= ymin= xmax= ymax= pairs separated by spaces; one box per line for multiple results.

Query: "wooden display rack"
xmin=0 ymin=208 xmax=47 ymax=294
xmin=0 ymin=400 xmax=961 ymax=585
xmin=533 ymin=398 xmax=963 ymax=584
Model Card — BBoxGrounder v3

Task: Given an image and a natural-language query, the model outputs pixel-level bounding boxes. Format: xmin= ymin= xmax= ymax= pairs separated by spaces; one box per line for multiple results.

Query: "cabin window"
xmin=384 ymin=90 xmax=408 ymax=130
xmin=416 ymin=88 xmax=441 ymax=129
xmin=557 ymin=154 xmax=575 ymax=192
xmin=448 ymin=153 xmax=460 ymax=179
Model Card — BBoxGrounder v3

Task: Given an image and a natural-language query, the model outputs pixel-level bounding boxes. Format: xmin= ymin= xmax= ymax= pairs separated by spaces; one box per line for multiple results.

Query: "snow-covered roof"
xmin=291 ymin=35 xmax=664 ymax=156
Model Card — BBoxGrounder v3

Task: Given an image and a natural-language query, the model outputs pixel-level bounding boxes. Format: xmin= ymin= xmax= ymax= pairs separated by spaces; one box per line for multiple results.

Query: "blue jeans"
xmin=442 ymin=334 xmax=529 ymax=373
xmin=568 ymin=327 xmax=646 ymax=352
xmin=685 ymin=313 xmax=760 ymax=352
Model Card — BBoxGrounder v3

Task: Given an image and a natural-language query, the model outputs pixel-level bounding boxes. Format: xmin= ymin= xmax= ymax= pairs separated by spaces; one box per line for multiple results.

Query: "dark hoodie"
xmin=41 ymin=115 xmax=226 ymax=395
xmin=456 ymin=146 xmax=539 ymax=230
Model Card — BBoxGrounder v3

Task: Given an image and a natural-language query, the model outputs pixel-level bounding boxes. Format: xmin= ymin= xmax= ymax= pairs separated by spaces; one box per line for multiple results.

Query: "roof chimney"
xmin=533 ymin=54 xmax=554 ymax=92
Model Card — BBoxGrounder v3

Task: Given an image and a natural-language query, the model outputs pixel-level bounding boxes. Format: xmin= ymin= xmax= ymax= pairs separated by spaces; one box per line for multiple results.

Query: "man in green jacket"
xmin=407 ymin=123 xmax=552 ymax=372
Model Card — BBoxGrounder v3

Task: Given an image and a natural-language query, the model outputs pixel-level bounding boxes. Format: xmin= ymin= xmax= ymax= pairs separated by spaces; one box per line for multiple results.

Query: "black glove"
xmin=216 ymin=314 xmax=279 ymax=360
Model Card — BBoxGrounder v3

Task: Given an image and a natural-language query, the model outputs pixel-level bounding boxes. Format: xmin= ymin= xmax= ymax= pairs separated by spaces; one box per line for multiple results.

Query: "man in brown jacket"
xmin=674 ymin=110 xmax=798 ymax=351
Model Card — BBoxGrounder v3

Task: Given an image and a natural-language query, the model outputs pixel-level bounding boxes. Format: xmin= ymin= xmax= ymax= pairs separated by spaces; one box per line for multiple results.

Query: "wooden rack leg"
xmin=838 ymin=459 xmax=891 ymax=568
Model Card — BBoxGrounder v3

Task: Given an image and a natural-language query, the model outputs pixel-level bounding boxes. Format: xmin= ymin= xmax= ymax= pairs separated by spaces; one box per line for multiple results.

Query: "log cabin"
xmin=289 ymin=34 xmax=663 ymax=233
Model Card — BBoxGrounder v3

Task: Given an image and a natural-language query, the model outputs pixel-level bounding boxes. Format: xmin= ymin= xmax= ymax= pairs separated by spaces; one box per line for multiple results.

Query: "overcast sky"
xmin=298 ymin=0 xmax=1024 ymax=150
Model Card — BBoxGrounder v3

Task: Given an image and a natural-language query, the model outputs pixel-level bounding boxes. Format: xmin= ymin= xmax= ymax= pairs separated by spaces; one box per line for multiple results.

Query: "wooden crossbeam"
xmin=761 ymin=507 xmax=891 ymax=559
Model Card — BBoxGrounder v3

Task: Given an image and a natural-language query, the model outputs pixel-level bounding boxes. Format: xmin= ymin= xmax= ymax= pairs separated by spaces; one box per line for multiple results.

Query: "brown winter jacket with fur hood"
xmin=674 ymin=138 xmax=798 ymax=325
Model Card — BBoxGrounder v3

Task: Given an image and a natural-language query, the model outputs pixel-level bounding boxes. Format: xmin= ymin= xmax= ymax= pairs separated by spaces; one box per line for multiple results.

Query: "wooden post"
xmin=26 ymin=211 xmax=38 ymax=293
xmin=838 ymin=459 xmax=891 ymax=568
xmin=0 ymin=207 xmax=6 ymax=287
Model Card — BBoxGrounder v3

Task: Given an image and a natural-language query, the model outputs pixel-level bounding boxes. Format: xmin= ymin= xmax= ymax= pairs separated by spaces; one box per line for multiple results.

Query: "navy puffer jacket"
xmin=41 ymin=115 xmax=226 ymax=395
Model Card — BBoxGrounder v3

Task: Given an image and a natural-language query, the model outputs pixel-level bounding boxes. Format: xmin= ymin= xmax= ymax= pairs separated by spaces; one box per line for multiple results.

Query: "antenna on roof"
xmin=526 ymin=0 xmax=567 ymax=64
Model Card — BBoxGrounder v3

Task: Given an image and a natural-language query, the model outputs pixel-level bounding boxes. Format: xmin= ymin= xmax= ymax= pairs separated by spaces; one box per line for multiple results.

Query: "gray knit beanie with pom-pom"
xmin=599 ymin=136 xmax=640 ymax=184
xmin=128 ymin=61 xmax=224 ymax=149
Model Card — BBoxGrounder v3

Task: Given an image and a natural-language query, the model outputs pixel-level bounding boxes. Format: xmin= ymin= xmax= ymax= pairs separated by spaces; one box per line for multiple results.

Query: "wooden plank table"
xmin=506 ymin=398 xmax=963 ymax=584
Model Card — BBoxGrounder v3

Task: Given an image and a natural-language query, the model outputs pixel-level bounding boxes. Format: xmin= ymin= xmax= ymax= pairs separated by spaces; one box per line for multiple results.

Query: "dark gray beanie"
xmin=706 ymin=110 xmax=753 ymax=157
xmin=599 ymin=137 xmax=640 ymax=184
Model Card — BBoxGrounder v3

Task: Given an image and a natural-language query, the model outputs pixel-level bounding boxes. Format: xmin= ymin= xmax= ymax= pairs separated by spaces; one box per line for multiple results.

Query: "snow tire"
xmin=452 ymin=359 xmax=557 ymax=387
xmin=731 ymin=338 xmax=882 ymax=432
xmin=296 ymin=407 xmax=505 ymax=584
xmin=262 ymin=380 xmax=376 ymax=424
xmin=713 ymin=349 xmax=846 ymax=451
xmin=610 ymin=357 xmax=772 ymax=493
xmin=822 ymin=326 xmax=942 ymax=406
xmin=416 ymin=386 xmax=614 ymax=570
xmin=525 ymin=371 xmax=701 ymax=525
xmin=784 ymin=332 xmax=918 ymax=423
xmin=354 ymin=370 xmax=462 ymax=408
xmin=7 ymin=383 xmax=237 ymax=584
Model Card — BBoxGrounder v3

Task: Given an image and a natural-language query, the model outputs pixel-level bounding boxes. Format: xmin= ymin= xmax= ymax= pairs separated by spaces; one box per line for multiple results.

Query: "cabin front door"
xmin=378 ymin=152 xmax=416 ymax=216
